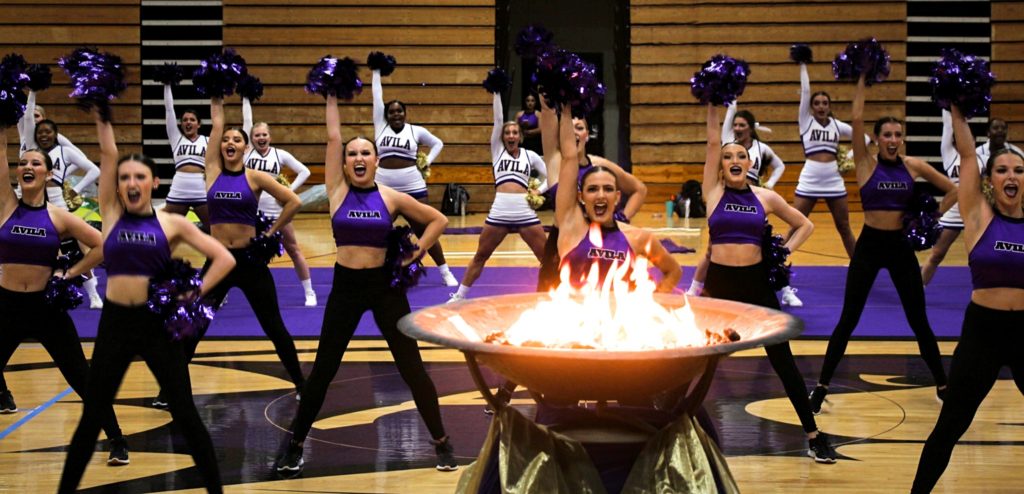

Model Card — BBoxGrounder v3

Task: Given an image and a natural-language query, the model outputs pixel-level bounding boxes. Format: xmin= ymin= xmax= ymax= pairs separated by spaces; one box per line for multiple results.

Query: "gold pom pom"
xmin=63 ymin=181 xmax=83 ymax=212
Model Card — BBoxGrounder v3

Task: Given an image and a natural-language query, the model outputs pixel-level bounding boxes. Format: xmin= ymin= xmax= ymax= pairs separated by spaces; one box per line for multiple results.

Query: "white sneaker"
xmin=440 ymin=270 xmax=460 ymax=287
xmin=446 ymin=292 xmax=465 ymax=304
xmin=89 ymin=297 xmax=104 ymax=310
xmin=685 ymin=287 xmax=701 ymax=297
xmin=304 ymin=291 xmax=317 ymax=307
xmin=780 ymin=286 xmax=803 ymax=307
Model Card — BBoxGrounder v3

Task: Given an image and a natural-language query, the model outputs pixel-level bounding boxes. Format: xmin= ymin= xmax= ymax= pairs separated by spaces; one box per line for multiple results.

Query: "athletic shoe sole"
xmin=436 ymin=464 xmax=459 ymax=472
xmin=107 ymin=457 xmax=130 ymax=466
xmin=807 ymin=450 xmax=837 ymax=464
xmin=275 ymin=458 xmax=304 ymax=473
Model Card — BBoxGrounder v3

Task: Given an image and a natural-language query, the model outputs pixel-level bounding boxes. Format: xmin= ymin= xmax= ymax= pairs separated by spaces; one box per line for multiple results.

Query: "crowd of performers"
xmin=0 ymin=34 xmax=1020 ymax=492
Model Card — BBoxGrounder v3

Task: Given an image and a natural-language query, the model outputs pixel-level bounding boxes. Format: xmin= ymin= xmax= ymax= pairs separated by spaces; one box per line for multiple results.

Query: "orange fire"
xmin=490 ymin=224 xmax=710 ymax=351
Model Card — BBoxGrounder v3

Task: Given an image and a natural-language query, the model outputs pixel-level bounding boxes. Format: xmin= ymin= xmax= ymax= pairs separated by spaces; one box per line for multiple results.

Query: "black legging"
xmin=191 ymin=248 xmax=304 ymax=387
xmin=60 ymin=301 xmax=221 ymax=493
xmin=288 ymin=264 xmax=446 ymax=443
xmin=536 ymin=225 xmax=560 ymax=292
xmin=705 ymin=261 xmax=819 ymax=434
xmin=912 ymin=302 xmax=1024 ymax=493
xmin=0 ymin=287 xmax=122 ymax=439
xmin=818 ymin=226 xmax=947 ymax=387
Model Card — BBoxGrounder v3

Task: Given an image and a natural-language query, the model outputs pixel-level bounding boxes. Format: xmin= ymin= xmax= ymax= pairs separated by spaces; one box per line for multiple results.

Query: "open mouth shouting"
xmin=21 ymin=170 xmax=36 ymax=184
xmin=352 ymin=163 xmax=368 ymax=178
xmin=126 ymin=188 xmax=142 ymax=205
xmin=592 ymin=201 xmax=609 ymax=217
xmin=729 ymin=165 xmax=743 ymax=177
xmin=1005 ymin=183 xmax=1019 ymax=199
xmin=224 ymin=145 xmax=239 ymax=159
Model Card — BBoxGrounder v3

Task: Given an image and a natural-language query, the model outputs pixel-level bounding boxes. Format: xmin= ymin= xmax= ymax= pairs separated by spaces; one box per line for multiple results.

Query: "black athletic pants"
xmin=705 ymin=261 xmax=819 ymax=434
xmin=0 ymin=287 xmax=122 ymax=439
xmin=536 ymin=225 xmax=561 ymax=292
xmin=818 ymin=226 xmax=947 ymax=387
xmin=191 ymin=248 xmax=304 ymax=387
xmin=911 ymin=302 xmax=1024 ymax=493
xmin=288 ymin=264 xmax=446 ymax=443
xmin=59 ymin=301 xmax=222 ymax=493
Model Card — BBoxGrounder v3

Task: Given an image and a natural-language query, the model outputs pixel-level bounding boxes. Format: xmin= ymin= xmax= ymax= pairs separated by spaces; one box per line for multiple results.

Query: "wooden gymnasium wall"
xmin=992 ymin=2 xmax=1024 ymax=141
xmin=221 ymin=0 xmax=496 ymax=211
xmin=2 ymin=1 xmax=142 ymax=162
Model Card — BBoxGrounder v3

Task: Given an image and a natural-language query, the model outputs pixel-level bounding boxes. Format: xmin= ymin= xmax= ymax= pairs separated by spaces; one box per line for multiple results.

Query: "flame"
xmin=491 ymin=240 xmax=709 ymax=351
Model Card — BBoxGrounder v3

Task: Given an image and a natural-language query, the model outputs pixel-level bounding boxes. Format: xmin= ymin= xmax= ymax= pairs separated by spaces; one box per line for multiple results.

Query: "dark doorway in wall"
xmin=496 ymin=0 xmax=631 ymax=169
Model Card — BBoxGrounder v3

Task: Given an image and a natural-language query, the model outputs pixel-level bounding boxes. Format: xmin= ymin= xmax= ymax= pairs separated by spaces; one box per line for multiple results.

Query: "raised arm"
xmin=851 ymin=74 xmax=873 ymax=184
xmin=241 ymin=97 xmax=253 ymax=138
xmin=94 ymin=109 xmax=120 ymax=219
xmin=205 ymin=97 xmax=225 ymax=185
xmin=18 ymin=90 xmax=37 ymax=152
xmin=939 ymin=109 xmax=957 ymax=170
xmin=278 ymin=149 xmax=310 ymax=190
xmin=324 ymin=95 xmax=346 ymax=197
xmin=538 ymin=95 xmax=561 ymax=188
xmin=721 ymin=101 xmax=737 ymax=143
xmin=950 ymin=105 xmax=984 ymax=227
xmin=490 ymin=92 xmax=505 ymax=159
xmin=63 ymin=146 xmax=100 ymax=194
xmin=415 ymin=126 xmax=444 ymax=165
xmin=798 ymin=63 xmax=813 ymax=133
xmin=163 ymin=84 xmax=182 ymax=144
xmin=703 ymin=104 xmax=722 ymax=197
xmin=590 ymin=156 xmax=646 ymax=220
xmin=556 ymin=103 xmax=582 ymax=229
xmin=0 ymin=129 xmax=14 ymax=210
xmin=372 ymin=69 xmax=386 ymax=137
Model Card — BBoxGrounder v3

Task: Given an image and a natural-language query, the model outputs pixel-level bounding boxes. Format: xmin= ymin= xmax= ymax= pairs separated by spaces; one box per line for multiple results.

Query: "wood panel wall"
xmin=992 ymin=1 xmax=1024 ymax=141
xmin=2 ymin=1 xmax=141 ymax=162
xmin=222 ymin=0 xmax=496 ymax=210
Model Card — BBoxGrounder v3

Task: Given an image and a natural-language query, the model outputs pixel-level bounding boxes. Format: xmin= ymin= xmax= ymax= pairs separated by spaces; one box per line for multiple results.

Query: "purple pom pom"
xmin=243 ymin=211 xmax=284 ymax=264
xmin=930 ymin=48 xmax=995 ymax=119
xmin=903 ymin=192 xmax=943 ymax=251
xmin=146 ymin=259 xmax=208 ymax=340
xmin=0 ymin=87 xmax=27 ymax=127
xmin=386 ymin=225 xmax=426 ymax=291
xmin=0 ymin=53 xmax=30 ymax=89
xmin=58 ymin=48 xmax=127 ymax=121
xmin=690 ymin=54 xmax=750 ymax=106
xmin=761 ymin=223 xmax=792 ymax=291
xmin=790 ymin=44 xmax=813 ymax=64
xmin=367 ymin=51 xmax=397 ymax=77
xmin=45 ymin=276 xmax=86 ymax=312
xmin=832 ymin=38 xmax=890 ymax=86
xmin=304 ymin=56 xmax=363 ymax=100
xmin=237 ymin=73 xmax=264 ymax=102
xmin=515 ymin=25 xmax=555 ymax=58
xmin=26 ymin=64 xmax=52 ymax=91
xmin=192 ymin=48 xmax=248 ymax=98
xmin=165 ymin=296 xmax=214 ymax=341
xmin=532 ymin=49 xmax=606 ymax=117
xmin=153 ymin=62 xmax=185 ymax=86
xmin=482 ymin=67 xmax=511 ymax=94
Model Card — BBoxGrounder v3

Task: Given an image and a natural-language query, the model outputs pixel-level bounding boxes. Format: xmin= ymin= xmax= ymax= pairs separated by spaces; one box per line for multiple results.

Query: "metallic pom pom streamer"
xmin=526 ymin=177 xmax=544 ymax=210
xmin=532 ymin=49 xmax=606 ymax=117
xmin=367 ymin=51 xmax=397 ymax=76
xmin=761 ymin=222 xmax=792 ymax=291
xmin=244 ymin=211 xmax=284 ymax=265
xmin=237 ymin=73 xmax=264 ymax=102
xmin=515 ymin=24 xmax=555 ymax=58
xmin=385 ymin=225 xmax=426 ymax=291
xmin=26 ymin=64 xmax=52 ymax=91
xmin=832 ymin=38 xmax=890 ymax=86
xmin=192 ymin=48 xmax=249 ymax=98
xmin=690 ymin=55 xmax=750 ymax=106
xmin=153 ymin=62 xmax=185 ymax=86
xmin=0 ymin=53 xmax=30 ymax=88
xmin=0 ymin=87 xmax=27 ymax=127
xmin=57 ymin=48 xmax=127 ymax=122
xmin=304 ymin=56 xmax=363 ymax=100
xmin=45 ymin=276 xmax=86 ymax=312
xmin=482 ymin=67 xmax=511 ymax=94
xmin=790 ymin=44 xmax=813 ymax=64
xmin=929 ymin=48 xmax=995 ymax=119
xmin=146 ymin=259 xmax=210 ymax=341
xmin=903 ymin=191 xmax=943 ymax=251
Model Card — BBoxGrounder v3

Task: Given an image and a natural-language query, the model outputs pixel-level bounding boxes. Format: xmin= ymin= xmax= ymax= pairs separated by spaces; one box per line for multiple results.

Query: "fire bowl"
xmin=399 ymin=293 xmax=802 ymax=403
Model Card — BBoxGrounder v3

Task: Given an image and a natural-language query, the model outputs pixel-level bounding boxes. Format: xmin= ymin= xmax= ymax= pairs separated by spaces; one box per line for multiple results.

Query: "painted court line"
xmin=0 ymin=387 xmax=74 ymax=440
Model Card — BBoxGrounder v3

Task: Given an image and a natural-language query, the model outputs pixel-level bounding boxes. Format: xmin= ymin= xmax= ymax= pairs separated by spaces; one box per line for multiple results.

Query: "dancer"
xmin=163 ymin=82 xmax=211 ymax=227
xmin=921 ymin=110 xmax=966 ymax=285
xmin=975 ymin=118 xmax=1022 ymax=167
xmin=19 ymin=90 xmax=83 ymax=156
xmin=687 ymin=102 xmax=802 ymax=305
xmin=514 ymin=91 xmax=542 ymax=152
xmin=0 ymin=128 xmax=127 ymax=464
xmin=447 ymin=89 xmax=549 ymax=302
xmin=702 ymin=102 xmax=837 ymax=463
xmin=793 ymin=58 xmax=865 ymax=258
xmin=371 ymin=64 xmax=458 ymax=287
xmin=242 ymin=97 xmax=318 ymax=306
xmin=59 ymin=108 xmax=233 ymax=494
xmin=810 ymin=74 xmax=956 ymax=414
xmin=275 ymin=94 xmax=456 ymax=473
xmin=160 ymin=96 xmax=306 ymax=408
xmin=912 ymin=105 xmax=1024 ymax=493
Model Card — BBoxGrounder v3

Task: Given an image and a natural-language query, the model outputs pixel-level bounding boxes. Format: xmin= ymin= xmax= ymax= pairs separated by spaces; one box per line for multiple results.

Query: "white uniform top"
xmin=164 ymin=85 xmax=208 ymax=169
xmin=490 ymin=93 xmax=546 ymax=189
xmin=371 ymin=70 xmax=443 ymax=164
xmin=975 ymin=140 xmax=1023 ymax=171
xmin=722 ymin=103 xmax=785 ymax=187
xmin=45 ymin=144 xmax=101 ymax=194
xmin=243 ymin=146 xmax=310 ymax=188
xmin=18 ymin=91 xmax=80 ymax=157
xmin=798 ymin=64 xmax=856 ymax=157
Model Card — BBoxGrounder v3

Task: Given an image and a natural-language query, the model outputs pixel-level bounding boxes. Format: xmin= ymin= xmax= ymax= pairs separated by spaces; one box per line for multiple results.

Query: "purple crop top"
xmin=207 ymin=168 xmax=258 ymax=226
xmin=861 ymin=156 xmax=914 ymax=211
xmin=708 ymin=187 xmax=765 ymax=246
xmin=103 ymin=213 xmax=172 ymax=277
xmin=968 ymin=213 xmax=1024 ymax=290
xmin=332 ymin=185 xmax=393 ymax=248
xmin=560 ymin=223 xmax=634 ymax=288
xmin=517 ymin=111 xmax=538 ymax=131
xmin=0 ymin=202 xmax=60 ymax=267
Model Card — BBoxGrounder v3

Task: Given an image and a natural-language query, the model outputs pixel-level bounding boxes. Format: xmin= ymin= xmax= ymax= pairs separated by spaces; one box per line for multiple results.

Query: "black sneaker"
xmin=808 ymin=433 xmax=838 ymax=464
xmin=151 ymin=392 xmax=168 ymax=410
xmin=432 ymin=436 xmax=458 ymax=472
xmin=809 ymin=385 xmax=828 ymax=415
xmin=107 ymin=436 xmax=130 ymax=466
xmin=275 ymin=441 xmax=304 ymax=473
xmin=484 ymin=387 xmax=513 ymax=415
xmin=0 ymin=390 xmax=17 ymax=414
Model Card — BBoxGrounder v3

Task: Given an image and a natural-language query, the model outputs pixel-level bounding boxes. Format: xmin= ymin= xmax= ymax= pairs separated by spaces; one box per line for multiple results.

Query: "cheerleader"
xmin=18 ymin=91 xmax=83 ymax=156
xmin=810 ymin=74 xmax=956 ymax=414
xmin=975 ymin=118 xmax=1023 ymax=167
xmin=371 ymin=67 xmax=458 ymax=287
xmin=702 ymin=103 xmax=837 ymax=463
xmin=0 ymin=129 xmax=127 ymax=464
xmin=793 ymin=61 xmax=866 ymax=258
xmin=241 ymin=98 xmax=317 ymax=306
xmin=912 ymin=105 xmax=1024 ymax=493
xmin=162 ymin=83 xmax=211 ymax=228
xmin=160 ymin=97 xmax=306 ymax=408
xmin=59 ymin=109 xmax=233 ymax=493
xmin=275 ymin=94 xmax=456 ymax=473
xmin=514 ymin=91 xmax=542 ymax=152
